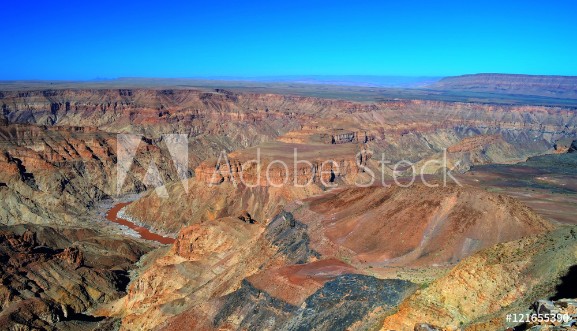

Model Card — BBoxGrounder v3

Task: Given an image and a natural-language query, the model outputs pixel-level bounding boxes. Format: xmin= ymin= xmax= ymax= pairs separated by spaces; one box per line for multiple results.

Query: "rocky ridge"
xmin=0 ymin=224 xmax=153 ymax=330
xmin=381 ymin=226 xmax=577 ymax=331
xmin=115 ymin=184 xmax=557 ymax=330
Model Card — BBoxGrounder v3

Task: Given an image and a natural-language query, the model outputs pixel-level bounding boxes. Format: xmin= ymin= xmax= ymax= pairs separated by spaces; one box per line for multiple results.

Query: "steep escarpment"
xmin=297 ymin=184 xmax=554 ymax=267
xmin=0 ymin=123 xmax=188 ymax=226
xmin=0 ymin=89 xmax=316 ymax=140
xmin=2 ymin=89 xmax=576 ymax=188
xmin=381 ymin=226 xmax=577 ymax=331
xmin=116 ymin=184 xmax=555 ymax=330
xmin=3 ymin=89 xmax=577 ymax=166
xmin=0 ymin=224 xmax=152 ymax=330
xmin=0 ymin=89 xmax=312 ymax=174
xmin=122 ymin=179 xmax=323 ymax=235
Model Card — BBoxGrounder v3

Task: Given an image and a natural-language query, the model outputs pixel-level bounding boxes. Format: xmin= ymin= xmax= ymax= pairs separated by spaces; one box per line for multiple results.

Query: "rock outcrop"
xmin=194 ymin=142 xmax=372 ymax=186
xmin=302 ymin=184 xmax=554 ymax=267
xmin=381 ymin=226 xmax=577 ymax=331
xmin=0 ymin=123 xmax=188 ymax=226
xmin=569 ymin=140 xmax=577 ymax=153
xmin=117 ymin=184 xmax=556 ymax=330
xmin=554 ymin=138 xmax=577 ymax=154
xmin=213 ymin=275 xmax=416 ymax=331
xmin=0 ymin=224 xmax=152 ymax=330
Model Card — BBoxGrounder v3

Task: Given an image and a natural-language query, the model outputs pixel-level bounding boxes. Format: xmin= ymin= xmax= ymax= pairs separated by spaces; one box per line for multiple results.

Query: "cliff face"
xmin=3 ymin=89 xmax=576 ymax=149
xmin=0 ymin=123 xmax=188 ymax=226
xmin=194 ymin=143 xmax=371 ymax=186
xmin=116 ymin=184 xmax=555 ymax=330
xmin=2 ymin=89 xmax=577 ymax=179
xmin=278 ymin=127 xmax=374 ymax=145
xmin=381 ymin=226 xmax=577 ymax=331
xmin=0 ymin=89 xmax=316 ymax=138
xmin=0 ymin=224 xmax=152 ymax=330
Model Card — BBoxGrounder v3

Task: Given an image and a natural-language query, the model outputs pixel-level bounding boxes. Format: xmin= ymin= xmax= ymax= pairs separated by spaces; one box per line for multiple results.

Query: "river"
xmin=105 ymin=202 xmax=176 ymax=245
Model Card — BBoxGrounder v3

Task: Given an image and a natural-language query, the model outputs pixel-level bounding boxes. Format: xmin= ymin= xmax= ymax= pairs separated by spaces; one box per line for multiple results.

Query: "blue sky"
xmin=2 ymin=0 xmax=576 ymax=79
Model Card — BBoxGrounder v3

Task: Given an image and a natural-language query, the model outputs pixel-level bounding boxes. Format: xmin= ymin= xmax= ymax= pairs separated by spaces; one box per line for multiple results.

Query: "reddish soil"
xmin=105 ymin=202 xmax=175 ymax=245
xmin=300 ymin=184 xmax=553 ymax=267
xmin=248 ymin=258 xmax=358 ymax=305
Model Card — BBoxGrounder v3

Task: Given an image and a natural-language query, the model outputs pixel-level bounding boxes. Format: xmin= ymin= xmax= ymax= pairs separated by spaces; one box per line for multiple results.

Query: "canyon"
xmin=0 ymin=80 xmax=576 ymax=330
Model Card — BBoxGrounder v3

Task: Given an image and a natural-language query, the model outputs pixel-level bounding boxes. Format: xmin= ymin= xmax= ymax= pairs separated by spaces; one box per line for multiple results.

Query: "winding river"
xmin=105 ymin=202 xmax=175 ymax=245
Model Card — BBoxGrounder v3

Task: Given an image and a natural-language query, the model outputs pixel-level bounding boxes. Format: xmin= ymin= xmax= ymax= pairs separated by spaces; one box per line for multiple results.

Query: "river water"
xmin=105 ymin=202 xmax=175 ymax=245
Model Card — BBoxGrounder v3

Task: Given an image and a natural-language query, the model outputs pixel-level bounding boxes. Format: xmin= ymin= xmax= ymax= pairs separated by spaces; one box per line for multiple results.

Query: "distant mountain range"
xmin=201 ymin=75 xmax=442 ymax=88
xmin=428 ymin=73 xmax=577 ymax=99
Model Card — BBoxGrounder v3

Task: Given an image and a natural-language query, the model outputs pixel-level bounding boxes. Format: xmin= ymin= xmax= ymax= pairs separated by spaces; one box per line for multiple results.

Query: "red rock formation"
xmin=56 ymin=247 xmax=84 ymax=268
xmin=0 ymin=123 xmax=192 ymax=225
xmin=117 ymin=184 xmax=555 ymax=330
xmin=302 ymin=184 xmax=554 ymax=267
xmin=247 ymin=258 xmax=358 ymax=305
xmin=381 ymin=226 xmax=577 ymax=331
xmin=0 ymin=224 xmax=152 ymax=330
xmin=447 ymin=134 xmax=503 ymax=153
xmin=194 ymin=142 xmax=372 ymax=186
xmin=1 ymin=88 xmax=577 ymax=330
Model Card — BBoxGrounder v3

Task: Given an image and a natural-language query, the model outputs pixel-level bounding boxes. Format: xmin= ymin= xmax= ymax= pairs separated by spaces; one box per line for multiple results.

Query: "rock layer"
xmin=0 ymin=224 xmax=152 ymax=330
xmin=381 ymin=226 xmax=577 ymax=331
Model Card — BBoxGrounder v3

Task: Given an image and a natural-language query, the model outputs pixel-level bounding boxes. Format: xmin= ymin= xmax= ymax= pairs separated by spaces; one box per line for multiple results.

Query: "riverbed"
xmin=105 ymin=202 xmax=175 ymax=245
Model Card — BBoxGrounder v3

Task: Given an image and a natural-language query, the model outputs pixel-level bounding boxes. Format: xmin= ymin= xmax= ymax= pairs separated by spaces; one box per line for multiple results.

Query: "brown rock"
xmin=57 ymin=247 xmax=84 ymax=269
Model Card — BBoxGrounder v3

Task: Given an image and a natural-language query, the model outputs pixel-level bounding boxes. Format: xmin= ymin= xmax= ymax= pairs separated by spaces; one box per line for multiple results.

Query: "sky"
xmin=2 ymin=0 xmax=577 ymax=79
